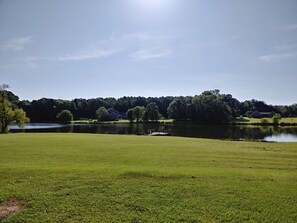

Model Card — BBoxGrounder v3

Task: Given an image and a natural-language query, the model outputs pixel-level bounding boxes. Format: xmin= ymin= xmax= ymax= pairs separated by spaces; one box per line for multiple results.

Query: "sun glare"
xmin=134 ymin=0 xmax=173 ymax=13
xmin=141 ymin=0 xmax=168 ymax=7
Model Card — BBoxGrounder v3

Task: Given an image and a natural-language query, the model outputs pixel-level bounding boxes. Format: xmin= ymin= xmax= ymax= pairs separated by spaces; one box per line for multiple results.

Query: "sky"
xmin=0 ymin=0 xmax=297 ymax=105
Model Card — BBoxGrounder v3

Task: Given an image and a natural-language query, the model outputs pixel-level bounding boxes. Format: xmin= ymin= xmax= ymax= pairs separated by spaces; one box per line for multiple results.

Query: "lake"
xmin=10 ymin=123 xmax=297 ymax=142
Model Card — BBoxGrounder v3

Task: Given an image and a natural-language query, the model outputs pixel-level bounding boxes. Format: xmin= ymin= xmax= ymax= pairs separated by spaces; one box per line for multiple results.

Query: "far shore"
xmin=70 ymin=117 xmax=297 ymax=126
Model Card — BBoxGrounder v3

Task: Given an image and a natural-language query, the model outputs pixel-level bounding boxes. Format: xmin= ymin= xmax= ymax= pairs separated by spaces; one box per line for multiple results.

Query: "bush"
xmin=272 ymin=113 xmax=281 ymax=125
xmin=57 ymin=110 xmax=73 ymax=124
xmin=126 ymin=109 xmax=134 ymax=122
xmin=96 ymin=107 xmax=109 ymax=121
xmin=260 ymin=118 xmax=269 ymax=124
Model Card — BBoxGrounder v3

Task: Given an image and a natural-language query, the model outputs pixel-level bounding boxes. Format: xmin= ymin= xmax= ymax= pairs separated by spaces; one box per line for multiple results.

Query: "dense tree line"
xmin=4 ymin=89 xmax=297 ymax=124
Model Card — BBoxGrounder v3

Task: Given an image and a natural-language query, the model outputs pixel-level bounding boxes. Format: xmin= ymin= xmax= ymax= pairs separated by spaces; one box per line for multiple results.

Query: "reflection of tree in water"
xmin=127 ymin=123 xmax=169 ymax=135
xmin=170 ymin=124 xmax=297 ymax=140
xmin=57 ymin=124 xmax=73 ymax=133
xmin=127 ymin=124 xmax=143 ymax=135
xmin=170 ymin=124 xmax=240 ymax=139
xmin=10 ymin=123 xmax=297 ymax=141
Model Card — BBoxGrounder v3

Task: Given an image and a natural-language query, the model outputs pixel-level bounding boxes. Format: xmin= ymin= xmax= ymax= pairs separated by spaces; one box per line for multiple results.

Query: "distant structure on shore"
xmin=107 ymin=108 xmax=127 ymax=120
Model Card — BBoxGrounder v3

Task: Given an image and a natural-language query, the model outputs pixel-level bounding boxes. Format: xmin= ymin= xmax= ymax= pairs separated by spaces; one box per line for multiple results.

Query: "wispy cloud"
xmin=275 ymin=44 xmax=297 ymax=50
xmin=183 ymin=35 xmax=239 ymax=49
xmin=284 ymin=24 xmax=297 ymax=30
xmin=184 ymin=41 xmax=227 ymax=49
xmin=0 ymin=57 xmax=40 ymax=70
xmin=55 ymin=33 xmax=157 ymax=62
xmin=10 ymin=32 xmax=175 ymax=66
xmin=1 ymin=36 xmax=33 ymax=51
xmin=16 ymin=50 xmax=117 ymax=66
xmin=56 ymin=49 xmax=118 ymax=61
xmin=56 ymin=33 xmax=175 ymax=62
xmin=19 ymin=57 xmax=40 ymax=68
xmin=259 ymin=53 xmax=297 ymax=62
xmin=124 ymin=33 xmax=177 ymax=42
xmin=130 ymin=48 xmax=172 ymax=61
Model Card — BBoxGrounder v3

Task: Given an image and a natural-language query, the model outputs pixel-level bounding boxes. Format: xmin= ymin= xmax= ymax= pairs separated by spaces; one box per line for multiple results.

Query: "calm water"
xmin=10 ymin=123 xmax=297 ymax=142
xmin=264 ymin=134 xmax=297 ymax=142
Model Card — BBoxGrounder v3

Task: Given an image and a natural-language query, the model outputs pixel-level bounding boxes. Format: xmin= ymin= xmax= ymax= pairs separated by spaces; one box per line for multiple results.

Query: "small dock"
xmin=148 ymin=129 xmax=172 ymax=136
xmin=149 ymin=132 xmax=171 ymax=136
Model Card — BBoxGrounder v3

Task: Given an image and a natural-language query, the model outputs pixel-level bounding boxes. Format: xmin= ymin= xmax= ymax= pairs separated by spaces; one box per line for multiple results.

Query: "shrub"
xmin=261 ymin=118 xmax=269 ymax=124
xmin=57 ymin=110 xmax=73 ymax=124
xmin=272 ymin=113 xmax=281 ymax=125
xmin=96 ymin=107 xmax=109 ymax=121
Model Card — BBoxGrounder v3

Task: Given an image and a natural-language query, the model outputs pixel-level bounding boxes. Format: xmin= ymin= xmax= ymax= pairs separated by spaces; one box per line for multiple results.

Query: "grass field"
xmin=72 ymin=119 xmax=174 ymax=124
xmin=235 ymin=117 xmax=297 ymax=125
xmin=0 ymin=133 xmax=296 ymax=222
xmin=72 ymin=117 xmax=297 ymax=126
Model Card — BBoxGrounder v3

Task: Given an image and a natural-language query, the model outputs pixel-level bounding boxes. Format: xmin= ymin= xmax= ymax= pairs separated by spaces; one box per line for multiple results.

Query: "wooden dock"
xmin=149 ymin=132 xmax=171 ymax=136
xmin=148 ymin=129 xmax=172 ymax=136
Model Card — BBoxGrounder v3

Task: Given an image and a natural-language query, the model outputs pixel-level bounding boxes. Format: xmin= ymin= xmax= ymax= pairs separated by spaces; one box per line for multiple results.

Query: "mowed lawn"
xmin=0 ymin=134 xmax=296 ymax=223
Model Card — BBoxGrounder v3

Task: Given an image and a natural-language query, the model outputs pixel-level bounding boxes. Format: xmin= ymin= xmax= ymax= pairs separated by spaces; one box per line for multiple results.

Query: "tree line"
xmin=2 ymin=87 xmax=297 ymax=125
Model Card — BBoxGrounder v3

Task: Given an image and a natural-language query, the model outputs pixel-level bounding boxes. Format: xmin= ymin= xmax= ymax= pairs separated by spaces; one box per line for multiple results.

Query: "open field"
xmin=235 ymin=117 xmax=297 ymax=125
xmin=72 ymin=119 xmax=174 ymax=124
xmin=0 ymin=133 xmax=296 ymax=222
xmin=72 ymin=119 xmax=131 ymax=124
xmin=72 ymin=117 xmax=297 ymax=126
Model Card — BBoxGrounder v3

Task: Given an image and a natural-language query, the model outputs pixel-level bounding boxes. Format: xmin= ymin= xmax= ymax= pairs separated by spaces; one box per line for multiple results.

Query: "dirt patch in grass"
xmin=0 ymin=198 xmax=26 ymax=220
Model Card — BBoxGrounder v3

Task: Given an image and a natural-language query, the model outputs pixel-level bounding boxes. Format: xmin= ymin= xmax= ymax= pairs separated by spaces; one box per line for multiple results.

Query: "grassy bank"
xmin=72 ymin=117 xmax=297 ymax=126
xmin=235 ymin=117 xmax=297 ymax=126
xmin=72 ymin=119 xmax=174 ymax=124
xmin=0 ymin=133 xmax=296 ymax=222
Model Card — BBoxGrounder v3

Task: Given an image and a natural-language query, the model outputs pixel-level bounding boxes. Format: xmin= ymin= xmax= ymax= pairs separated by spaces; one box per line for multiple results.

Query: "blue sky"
xmin=0 ymin=0 xmax=297 ymax=105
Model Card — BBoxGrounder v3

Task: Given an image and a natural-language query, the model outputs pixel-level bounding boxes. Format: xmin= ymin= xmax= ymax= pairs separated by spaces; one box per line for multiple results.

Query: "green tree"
xmin=145 ymin=102 xmax=160 ymax=121
xmin=191 ymin=90 xmax=232 ymax=124
xmin=57 ymin=110 xmax=73 ymax=124
xmin=133 ymin=106 xmax=145 ymax=122
xmin=245 ymin=111 xmax=253 ymax=118
xmin=96 ymin=106 xmax=108 ymax=121
xmin=126 ymin=106 xmax=145 ymax=123
xmin=186 ymin=104 xmax=196 ymax=120
xmin=0 ymin=84 xmax=29 ymax=133
xmin=272 ymin=113 xmax=281 ymax=125
xmin=126 ymin=108 xmax=134 ymax=122
xmin=220 ymin=94 xmax=241 ymax=117
xmin=167 ymin=99 xmax=187 ymax=120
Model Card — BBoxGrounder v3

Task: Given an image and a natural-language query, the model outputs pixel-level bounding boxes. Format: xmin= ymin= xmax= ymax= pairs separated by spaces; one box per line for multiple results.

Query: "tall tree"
xmin=167 ymin=99 xmax=187 ymax=120
xmin=126 ymin=108 xmax=134 ymax=122
xmin=144 ymin=102 xmax=160 ymax=121
xmin=220 ymin=94 xmax=241 ymax=117
xmin=96 ymin=107 xmax=108 ymax=121
xmin=57 ymin=110 xmax=73 ymax=124
xmin=133 ymin=106 xmax=145 ymax=123
xmin=191 ymin=90 xmax=232 ymax=124
xmin=0 ymin=84 xmax=29 ymax=133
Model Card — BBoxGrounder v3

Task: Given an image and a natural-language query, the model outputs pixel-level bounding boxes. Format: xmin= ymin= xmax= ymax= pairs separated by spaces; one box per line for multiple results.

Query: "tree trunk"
xmin=1 ymin=118 xmax=8 ymax=133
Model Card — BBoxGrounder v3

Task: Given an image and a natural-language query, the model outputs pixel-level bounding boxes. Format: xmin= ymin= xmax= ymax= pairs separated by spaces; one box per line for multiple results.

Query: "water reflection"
xmin=10 ymin=123 xmax=297 ymax=142
xmin=10 ymin=123 xmax=63 ymax=129
xmin=264 ymin=134 xmax=297 ymax=142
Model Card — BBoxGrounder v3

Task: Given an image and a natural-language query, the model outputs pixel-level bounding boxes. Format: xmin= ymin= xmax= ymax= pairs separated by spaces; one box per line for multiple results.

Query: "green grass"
xmin=71 ymin=119 xmax=98 ymax=124
xmin=72 ymin=119 xmax=130 ymax=124
xmin=100 ymin=119 xmax=132 ymax=124
xmin=235 ymin=117 xmax=297 ymax=125
xmin=0 ymin=133 xmax=296 ymax=222
xmin=72 ymin=119 xmax=174 ymax=124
